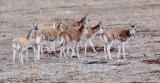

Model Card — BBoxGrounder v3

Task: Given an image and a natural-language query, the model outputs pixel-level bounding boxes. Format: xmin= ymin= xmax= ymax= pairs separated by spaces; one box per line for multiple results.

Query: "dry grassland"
xmin=0 ymin=0 xmax=160 ymax=82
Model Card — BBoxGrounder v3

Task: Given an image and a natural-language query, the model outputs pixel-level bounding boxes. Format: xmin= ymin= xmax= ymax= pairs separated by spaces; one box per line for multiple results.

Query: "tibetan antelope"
xmin=84 ymin=22 xmax=103 ymax=55
xmin=61 ymin=14 xmax=89 ymax=54
xmin=59 ymin=14 xmax=88 ymax=30
xmin=12 ymin=30 xmax=31 ymax=64
xmin=100 ymin=23 xmax=136 ymax=61
xmin=58 ymin=21 xmax=89 ymax=59
xmin=30 ymin=23 xmax=43 ymax=62
xmin=39 ymin=22 xmax=63 ymax=53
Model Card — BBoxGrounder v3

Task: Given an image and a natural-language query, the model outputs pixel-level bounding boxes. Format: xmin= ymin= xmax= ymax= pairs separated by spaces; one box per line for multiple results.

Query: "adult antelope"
xmin=84 ymin=22 xmax=104 ymax=55
xmin=60 ymin=14 xmax=89 ymax=54
xmin=39 ymin=22 xmax=63 ymax=53
xmin=30 ymin=23 xmax=43 ymax=62
xmin=100 ymin=23 xmax=136 ymax=61
xmin=58 ymin=21 xmax=89 ymax=59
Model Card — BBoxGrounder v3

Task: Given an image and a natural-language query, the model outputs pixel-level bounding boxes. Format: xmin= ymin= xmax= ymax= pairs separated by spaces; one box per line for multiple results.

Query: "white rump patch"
xmin=12 ymin=42 xmax=20 ymax=51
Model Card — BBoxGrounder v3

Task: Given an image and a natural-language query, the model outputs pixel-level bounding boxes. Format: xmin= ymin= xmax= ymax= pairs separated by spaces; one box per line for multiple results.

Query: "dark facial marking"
xmin=131 ymin=25 xmax=135 ymax=28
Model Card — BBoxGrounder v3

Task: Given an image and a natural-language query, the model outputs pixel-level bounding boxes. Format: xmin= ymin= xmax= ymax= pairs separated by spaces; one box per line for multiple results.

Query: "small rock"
xmin=144 ymin=54 xmax=147 ymax=57
xmin=3 ymin=35 xmax=6 ymax=37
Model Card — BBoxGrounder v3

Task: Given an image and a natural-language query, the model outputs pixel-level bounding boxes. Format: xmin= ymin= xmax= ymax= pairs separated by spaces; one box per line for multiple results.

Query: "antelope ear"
xmin=135 ymin=22 xmax=137 ymax=25
xmin=60 ymin=23 xmax=63 ymax=28
xmin=34 ymin=23 xmax=38 ymax=30
xmin=36 ymin=23 xmax=38 ymax=26
xmin=129 ymin=23 xmax=131 ymax=26
xmin=58 ymin=21 xmax=62 ymax=27
xmin=59 ymin=21 xmax=62 ymax=25
xmin=28 ymin=30 xmax=32 ymax=34
xmin=84 ymin=13 xmax=88 ymax=18
xmin=32 ymin=23 xmax=35 ymax=30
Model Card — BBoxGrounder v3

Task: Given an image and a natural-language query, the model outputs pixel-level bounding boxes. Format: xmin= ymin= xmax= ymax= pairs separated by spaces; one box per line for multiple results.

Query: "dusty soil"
xmin=0 ymin=0 xmax=160 ymax=82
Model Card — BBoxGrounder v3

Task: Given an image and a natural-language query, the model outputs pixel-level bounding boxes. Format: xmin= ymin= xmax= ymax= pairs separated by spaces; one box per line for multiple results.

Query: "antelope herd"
xmin=12 ymin=14 xmax=136 ymax=64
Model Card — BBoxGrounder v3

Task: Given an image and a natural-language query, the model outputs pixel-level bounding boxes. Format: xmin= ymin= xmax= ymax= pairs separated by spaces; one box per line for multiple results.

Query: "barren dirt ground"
xmin=0 ymin=0 xmax=160 ymax=82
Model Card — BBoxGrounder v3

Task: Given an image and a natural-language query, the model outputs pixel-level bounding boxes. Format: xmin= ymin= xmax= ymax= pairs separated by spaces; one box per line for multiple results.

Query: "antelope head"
xmin=30 ymin=23 xmax=41 ymax=45
xmin=129 ymin=22 xmax=137 ymax=36
xmin=97 ymin=22 xmax=104 ymax=34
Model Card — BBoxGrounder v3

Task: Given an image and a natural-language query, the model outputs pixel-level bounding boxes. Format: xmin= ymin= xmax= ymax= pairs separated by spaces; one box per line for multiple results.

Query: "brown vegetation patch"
xmin=95 ymin=46 xmax=117 ymax=52
xmin=43 ymin=51 xmax=60 ymax=57
xmin=21 ymin=78 xmax=43 ymax=82
xmin=86 ymin=61 xmax=108 ymax=64
xmin=151 ymin=41 xmax=160 ymax=43
xmin=86 ymin=55 xmax=95 ymax=58
xmin=58 ymin=6 xmax=75 ymax=9
xmin=138 ymin=70 xmax=160 ymax=75
xmin=150 ymin=70 xmax=160 ymax=74
xmin=53 ymin=46 xmax=117 ymax=54
xmin=4 ymin=78 xmax=42 ymax=83
xmin=130 ymin=82 xmax=143 ymax=83
xmin=28 ymin=47 xmax=32 ymax=50
xmin=5 ymin=78 xmax=66 ymax=83
xmin=155 ymin=53 xmax=160 ymax=56
xmin=110 ymin=62 xmax=130 ymax=66
xmin=79 ymin=46 xmax=116 ymax=53
xmin=141 ymin=59 xmax=160 ymax=65
xmin=150 ymin=33 xmax=160 ymax=37
xmin=147 ymin=41 xmax=160 ymax=43
xmin=137 ymin=30 xmax=160 ymax=37
xmin=136 ymin=30 xmax=159 ymax=33
xmin=72 ymin=56 xmax=78 ymax=58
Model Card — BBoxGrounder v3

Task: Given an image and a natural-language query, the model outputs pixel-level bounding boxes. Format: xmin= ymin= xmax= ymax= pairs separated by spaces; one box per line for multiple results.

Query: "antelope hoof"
xmin=109 ymin=58 xmax=113 ymax=61
xmin=37 ymin=58 xmax=40 ymax=61
xmin=70 ymin=55 xmax=74 ymax=58
xmin=78 ymin=56 xmax=80 ymax=59
xmin=48 ymin=51 xmax=52 ymax=53
xmin=65 ymin=57 xmax=68 ymax=60
xmin=41 ymin=51 xmax=44 ymax=54
xmin=59 ymin=58 xmax=63 ymax=61
xmin=104 ymin=56 xmax=107 ymax=60
xmin=26 ymin=60 xmax=29 ymax=62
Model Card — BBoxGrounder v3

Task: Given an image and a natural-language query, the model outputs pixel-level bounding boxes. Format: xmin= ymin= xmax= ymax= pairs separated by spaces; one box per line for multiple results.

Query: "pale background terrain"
xmin=0 ymin=0 xmax=160 ymax=82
